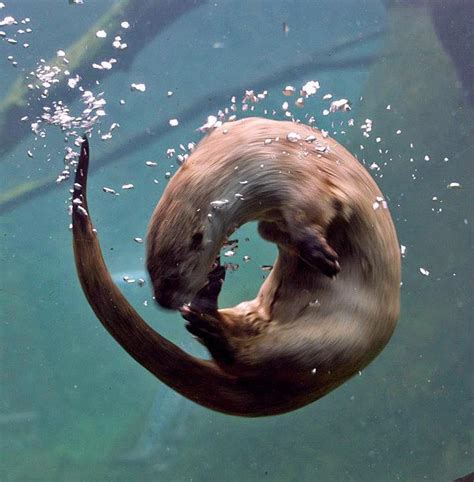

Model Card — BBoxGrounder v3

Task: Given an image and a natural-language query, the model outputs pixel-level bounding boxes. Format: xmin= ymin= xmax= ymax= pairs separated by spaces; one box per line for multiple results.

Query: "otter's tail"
xmin=71 ymin=136 xmax=283 ymax=416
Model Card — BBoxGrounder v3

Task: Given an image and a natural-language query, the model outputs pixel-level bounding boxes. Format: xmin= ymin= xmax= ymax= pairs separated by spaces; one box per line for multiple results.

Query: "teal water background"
xmin=1 ymin=1 xmax=472 ymax=481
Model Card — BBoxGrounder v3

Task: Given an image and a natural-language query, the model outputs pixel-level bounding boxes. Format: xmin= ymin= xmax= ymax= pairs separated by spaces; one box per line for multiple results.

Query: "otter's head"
xmin=146 ymin=194 xmax=224 ymax=310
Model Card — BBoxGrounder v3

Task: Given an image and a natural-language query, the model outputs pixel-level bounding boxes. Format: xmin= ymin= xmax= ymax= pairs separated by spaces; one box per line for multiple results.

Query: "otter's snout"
xmin=152 ymin=276 xmax=186 ymax=310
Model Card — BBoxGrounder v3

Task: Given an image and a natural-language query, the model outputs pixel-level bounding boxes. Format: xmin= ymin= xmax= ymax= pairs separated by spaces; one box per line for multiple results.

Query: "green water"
xmin=1 ymin=1 xmax=472 ymax=481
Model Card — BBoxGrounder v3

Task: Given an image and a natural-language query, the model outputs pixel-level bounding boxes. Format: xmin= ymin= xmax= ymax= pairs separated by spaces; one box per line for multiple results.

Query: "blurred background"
xmin=0 ymin=1 xmax=472 ymax=481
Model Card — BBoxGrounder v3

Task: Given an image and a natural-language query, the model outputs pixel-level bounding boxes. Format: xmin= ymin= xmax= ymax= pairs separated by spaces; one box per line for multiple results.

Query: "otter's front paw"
xmin=298 ymin=233 xmax=340 ymax=277
xmin=191 ymin=258 xmax=226 ymax=312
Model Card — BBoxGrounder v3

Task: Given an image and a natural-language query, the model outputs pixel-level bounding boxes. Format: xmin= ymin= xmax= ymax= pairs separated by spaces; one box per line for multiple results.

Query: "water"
xmin=1 ymin=1 xmax=472 ymax=481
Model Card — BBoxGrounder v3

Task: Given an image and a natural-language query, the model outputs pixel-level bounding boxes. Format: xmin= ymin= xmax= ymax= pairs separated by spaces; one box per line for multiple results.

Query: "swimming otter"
xmin=72 ymin=117 xmax=400 ymax=416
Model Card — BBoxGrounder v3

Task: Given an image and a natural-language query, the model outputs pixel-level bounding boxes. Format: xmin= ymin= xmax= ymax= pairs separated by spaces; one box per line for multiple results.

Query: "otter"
xmin=72 ymin=117 xmax=400 ymax=417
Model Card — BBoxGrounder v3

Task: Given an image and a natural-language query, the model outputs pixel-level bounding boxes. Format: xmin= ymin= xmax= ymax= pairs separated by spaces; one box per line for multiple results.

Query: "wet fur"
xmin=73 ymin=118 xmax=400 ymax=416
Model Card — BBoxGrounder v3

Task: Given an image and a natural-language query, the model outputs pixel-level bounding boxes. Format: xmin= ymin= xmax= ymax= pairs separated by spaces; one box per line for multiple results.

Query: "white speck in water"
xmin=400 ymin=245 xmax=407 ymax=257
xmin=169 ymin=118 xmax=179 ymax=127
xmin=67 ymin=75 xmax=80 ymax=88
xmin=96 ymin=30 xmax=107 ymax=38
xmin=282 ymin=85 xmax=295 ymax=96
xmin=130 ymin=83 xmax=146 ymax=92
xmin=329 ymin=98 xmax=351 ymax=113
xmin=145 ymin=160 xmax=157 ymax=167
xmin=295 ymin=97 xmax=305 ymax=108
xmin=133 ymin=237 xmax=143 ymax=244
xmin=102 ymin=186 xmax=117 ymax=195
xmin=100 ymin=60 xmax=113 ymax=70
xmin=300 ymin=80 xmax=320 ymax=97
xmin=198 ymin=115 xmax=218 ymax=132
xmin=447 ymin=182 xmax=461 ymax=189
xmin=121 ymin=183 xmax=134 ymax=190
xmin=419 ymin=267 xmax=430 ymax=276
xmin=0 ymin=16 xmax=16 ymax=26
xmin=121 ymin=21 xmax=130 ymax=29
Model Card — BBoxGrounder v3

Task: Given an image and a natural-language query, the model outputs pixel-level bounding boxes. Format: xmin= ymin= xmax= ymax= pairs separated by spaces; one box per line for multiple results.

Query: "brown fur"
xmin=73 ymin=118 xmax=400 ymax=416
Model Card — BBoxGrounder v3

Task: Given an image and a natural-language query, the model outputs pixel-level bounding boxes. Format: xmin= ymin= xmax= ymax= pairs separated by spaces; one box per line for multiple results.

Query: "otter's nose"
xmin=153 ymin=277 xmax=183 ymax=310
xmin=155 ymin=295 xmax=176 ymax=310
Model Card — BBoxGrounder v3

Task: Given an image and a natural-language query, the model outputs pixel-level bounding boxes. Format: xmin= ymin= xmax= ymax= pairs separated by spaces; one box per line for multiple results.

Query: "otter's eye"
xmin=190 ymin=232 xmax=203 ymax=250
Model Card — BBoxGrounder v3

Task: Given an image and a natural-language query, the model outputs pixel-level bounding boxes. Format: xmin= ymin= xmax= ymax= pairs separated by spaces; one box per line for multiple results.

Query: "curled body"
xmin=73 ymin=117 xmax=400 ymax=416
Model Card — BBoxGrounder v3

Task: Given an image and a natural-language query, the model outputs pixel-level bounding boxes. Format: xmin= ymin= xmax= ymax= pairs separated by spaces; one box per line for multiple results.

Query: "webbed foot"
xmin=180 ymin=305 xmax=235 ymax=365
xmin=180 ymin=258 xmax=235 ymax=364
xmin=190 ymin=257 xmax=226 ymax=312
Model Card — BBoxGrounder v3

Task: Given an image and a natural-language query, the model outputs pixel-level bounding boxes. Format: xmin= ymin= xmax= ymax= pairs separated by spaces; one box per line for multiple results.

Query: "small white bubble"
xmin=282 ymin=85 xmax=295 ymax=96
xmin=130 ymin=83 xmax=146 ymax=92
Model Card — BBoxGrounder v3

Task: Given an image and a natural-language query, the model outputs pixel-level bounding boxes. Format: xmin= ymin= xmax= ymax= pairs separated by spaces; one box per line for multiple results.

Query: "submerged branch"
xmin=0 ymin=0 xmax=204 ymax=158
